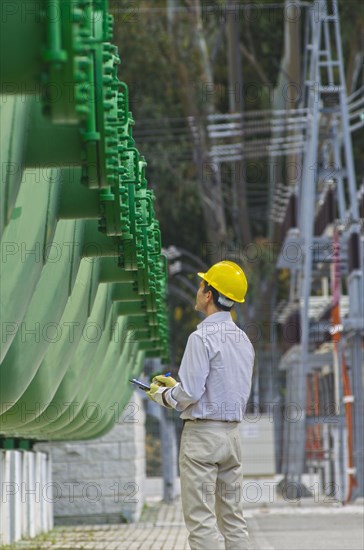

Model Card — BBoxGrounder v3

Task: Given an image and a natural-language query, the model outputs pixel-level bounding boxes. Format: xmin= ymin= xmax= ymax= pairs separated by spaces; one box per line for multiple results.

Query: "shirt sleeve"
xmin=164 ymin=332 xmax=210 ymax=412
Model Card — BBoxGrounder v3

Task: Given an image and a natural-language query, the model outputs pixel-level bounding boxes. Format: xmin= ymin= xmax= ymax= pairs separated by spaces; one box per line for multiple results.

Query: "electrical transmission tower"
xmin=278 ymin=0 xmax=363 ymax=500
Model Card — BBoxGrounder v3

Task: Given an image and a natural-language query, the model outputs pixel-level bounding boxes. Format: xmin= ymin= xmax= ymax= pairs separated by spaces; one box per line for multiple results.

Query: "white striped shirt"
xmin=165 ymin=312 xmax=255 ymax=421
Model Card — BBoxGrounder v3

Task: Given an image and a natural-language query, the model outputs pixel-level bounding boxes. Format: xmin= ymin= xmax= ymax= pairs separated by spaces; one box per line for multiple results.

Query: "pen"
xmin=165 ymin=372 xmax=171 ymax=377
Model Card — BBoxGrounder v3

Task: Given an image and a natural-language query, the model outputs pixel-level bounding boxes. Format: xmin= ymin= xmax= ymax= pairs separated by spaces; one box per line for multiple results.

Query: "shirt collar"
xmin=197 ymin=311 xmax=233 ymax=330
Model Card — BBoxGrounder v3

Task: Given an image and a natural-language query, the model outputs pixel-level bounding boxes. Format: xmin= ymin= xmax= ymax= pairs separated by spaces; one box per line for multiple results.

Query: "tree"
xmin=167 ymin=0 xmax=227 ymax=263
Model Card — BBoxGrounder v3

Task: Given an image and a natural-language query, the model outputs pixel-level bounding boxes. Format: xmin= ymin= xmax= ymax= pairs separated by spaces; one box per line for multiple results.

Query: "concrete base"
xmin=36 ymin=393 xmax=146 ymax=526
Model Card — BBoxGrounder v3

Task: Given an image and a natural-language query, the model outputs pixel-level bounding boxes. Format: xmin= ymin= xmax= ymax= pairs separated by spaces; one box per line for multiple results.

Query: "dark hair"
xmin=202 ymin=280 xmax=233 ymax=312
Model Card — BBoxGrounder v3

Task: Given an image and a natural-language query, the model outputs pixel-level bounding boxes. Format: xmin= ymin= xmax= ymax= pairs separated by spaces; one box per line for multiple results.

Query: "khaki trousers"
xmin=179 ymin=420 xmax=250 ymax=550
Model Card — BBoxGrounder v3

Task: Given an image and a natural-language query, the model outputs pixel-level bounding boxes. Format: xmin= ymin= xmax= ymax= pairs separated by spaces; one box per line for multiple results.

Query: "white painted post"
xmin=28 ymin=452 xmax=36 ymax=537
xmin=40 ymin=453 xmax=48 ymax=532
xmin=21 ymin=451 xmax=29 ymax=538
xmin=34 ymin=451 xmax=42 ymax=535
xmin=45 ymin=452 xmax=54 ymax=531
xmin=0 ymin=450 xmax=10 ymax=546
xmin=9 ymin=451 xmax=22 ymax=542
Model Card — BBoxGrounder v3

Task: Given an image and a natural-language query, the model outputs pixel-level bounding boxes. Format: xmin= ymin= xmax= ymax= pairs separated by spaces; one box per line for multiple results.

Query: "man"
xmin=148 ymin=260 xmax=255 ymax=550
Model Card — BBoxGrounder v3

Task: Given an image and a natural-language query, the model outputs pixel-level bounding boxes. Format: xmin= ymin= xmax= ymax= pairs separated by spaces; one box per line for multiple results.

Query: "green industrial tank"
xmin=0 ymin=0 xmax=169 ymax=441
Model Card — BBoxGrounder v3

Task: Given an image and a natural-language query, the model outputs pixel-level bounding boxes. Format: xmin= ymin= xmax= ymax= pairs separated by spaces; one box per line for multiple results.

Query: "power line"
xmin=112 ymin=3 xmax=311 ymax=15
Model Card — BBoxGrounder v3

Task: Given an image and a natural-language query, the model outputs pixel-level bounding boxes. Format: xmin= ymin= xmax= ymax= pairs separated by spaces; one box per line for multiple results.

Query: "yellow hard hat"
xmin=197 ymin=260 xmax=248 ymax=303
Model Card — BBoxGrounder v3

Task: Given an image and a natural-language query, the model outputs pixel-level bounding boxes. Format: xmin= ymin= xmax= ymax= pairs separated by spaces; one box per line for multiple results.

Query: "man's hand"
xmin=152 ymin=375 xmax=178 ymax=388
xmin=147 ymin=382 xmax=171 ymax=408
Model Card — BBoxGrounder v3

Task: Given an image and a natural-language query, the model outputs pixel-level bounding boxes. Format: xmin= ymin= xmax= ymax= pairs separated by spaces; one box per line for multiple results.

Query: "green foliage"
xmin=111 ymin=1 xmax=207 ymax=253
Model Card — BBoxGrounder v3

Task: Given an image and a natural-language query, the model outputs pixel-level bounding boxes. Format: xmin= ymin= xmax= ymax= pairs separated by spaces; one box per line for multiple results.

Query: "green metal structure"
xmin=0 ymin=0 xmax=169 ymax=441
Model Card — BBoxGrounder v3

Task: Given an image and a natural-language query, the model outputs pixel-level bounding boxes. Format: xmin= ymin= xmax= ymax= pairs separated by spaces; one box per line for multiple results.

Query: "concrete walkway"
xmin=7 ymin=499 xmax=189 ymax=550
xmin=8 ymin=496 xmax=364 ymax=550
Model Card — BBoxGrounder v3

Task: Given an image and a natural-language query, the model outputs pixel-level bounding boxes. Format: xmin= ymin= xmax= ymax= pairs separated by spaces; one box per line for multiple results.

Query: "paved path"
xmin=7 ymin=499 xmax=189 ymax=550
xmin=8 ymin=497 xmax=364 ymax=550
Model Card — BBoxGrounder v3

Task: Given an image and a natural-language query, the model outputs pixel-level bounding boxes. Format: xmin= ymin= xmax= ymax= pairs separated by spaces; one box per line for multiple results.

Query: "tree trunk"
xmin=167 ymin=0 xmax=227 ymax=264
xmin=226 ymin=0 xmax=252 ymax=247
